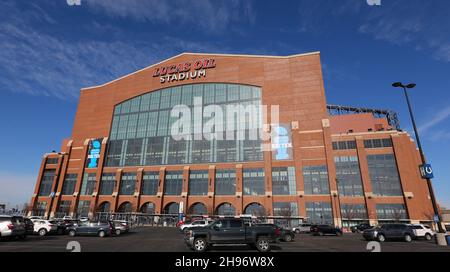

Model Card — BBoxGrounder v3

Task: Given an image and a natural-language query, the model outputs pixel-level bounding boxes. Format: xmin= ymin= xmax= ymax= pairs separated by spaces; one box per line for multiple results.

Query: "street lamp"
xmin=392 ymin=82 xmax=445 ymax=233
xmin=335 ymin=178 xmax=344 ymax=228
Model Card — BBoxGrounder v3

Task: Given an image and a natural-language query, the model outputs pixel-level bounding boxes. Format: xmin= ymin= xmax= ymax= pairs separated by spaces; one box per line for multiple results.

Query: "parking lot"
xmin=1 ymin=227 xmax=450 ymax=252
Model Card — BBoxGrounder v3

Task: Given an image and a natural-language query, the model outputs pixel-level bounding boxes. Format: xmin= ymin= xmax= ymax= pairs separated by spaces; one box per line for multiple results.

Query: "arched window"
xmin=97 ymin=202 xmax=111 ymax=213
xmin=215 ymin=203 xmax=236 ymax=216
xmin=188 ymin=203 xmax=207 ymax=215
xmin=140 ymin=202 xmax=156 ymax=214
xmin=163 ymin=202 xmax=179 ymax=214
xmin=117 ymin=202 xmax=132 ymax=213
xmin=244 ymin=203 xmax=266 ymax=216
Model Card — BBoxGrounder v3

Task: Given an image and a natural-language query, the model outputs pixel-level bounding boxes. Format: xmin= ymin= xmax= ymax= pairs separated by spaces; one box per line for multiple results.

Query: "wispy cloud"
xmin=0 ymin=1 xmax=228 ymax=100
xmin=419 ymin=106 xmax=450 ymax=134
xmin=85 ymin=0 xmax=256 ymax=33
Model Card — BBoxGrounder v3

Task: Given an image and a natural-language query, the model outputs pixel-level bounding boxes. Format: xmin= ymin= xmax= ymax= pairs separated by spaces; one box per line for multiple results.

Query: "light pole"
xmin=392 ymin=82 xmax=444 ymax=233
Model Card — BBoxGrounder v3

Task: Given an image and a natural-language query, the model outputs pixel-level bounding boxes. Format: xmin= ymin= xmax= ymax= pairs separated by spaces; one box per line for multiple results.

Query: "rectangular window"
xmin=124 ymin=138 xmax=143 ymax=166
xmin=38 ymin=170 xmax=55 ymax=196
xmin=141 ymin=172 xmax=159 ymax=195
xmin=332 ymin=141 xmax=357 ymax=150
xmin=303 ymin=165 xmax=330 ymax=195
xmin=272 ymin=167 xmax=296 ymax=195
xmin=99 ymin=173 xmax=116 ymax=195
xmin=340 ymin=204 xmax=368 ymax=220
xmin=306 ymin=202 xmax=333 ymax=224
xmin=77 ymin=201 xmax=91 ymax=218
xmin=376 ymin=204 xmax=408 ymax=220
xmin=188 ymin=170 xmax=209 ymax=196
xmin=273 ymin=202 xmax=299 ymax=217
xmin=145 ymin=137 xmax=164 ymax=165
xmin=367 ymin=154 xmax=402 ymax=196
xmin=80 ymin=173 xmax=96 ymax=195
xmin=334 ymin=156 xmax=363 ymax=197
xmin=215 ymin=169 xmax=236 ymax=195
xmin=105 ymin=140 xmax=123 ymax=167
xmin=56 ymin=201 xmax=71 ymax=218
xmin=364 ymin=138 xmax=393 ymax=148
xmin=61 ymin=174 xmax=77 ymax=195
xmin=46 ymin=157 xmax=59 ymax=165
xmin=119 ymin=173 xmax=136 ymax=195
xmin=33 ymin=201 xmax=47 ymax=217
xmin=243 ymin=168 xmax=265 ymax=196
xmin=164 ymin=171 xmax=183 ymax=196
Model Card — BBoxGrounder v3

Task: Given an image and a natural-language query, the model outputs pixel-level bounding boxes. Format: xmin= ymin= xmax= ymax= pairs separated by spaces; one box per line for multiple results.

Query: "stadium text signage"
xmin=153 ymin=59 xmax=216 ymax=83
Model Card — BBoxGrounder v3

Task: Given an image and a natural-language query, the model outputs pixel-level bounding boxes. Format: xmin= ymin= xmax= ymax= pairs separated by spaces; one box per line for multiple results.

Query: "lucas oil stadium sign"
xmin=153 ymin=59 xmax=216 ymax=83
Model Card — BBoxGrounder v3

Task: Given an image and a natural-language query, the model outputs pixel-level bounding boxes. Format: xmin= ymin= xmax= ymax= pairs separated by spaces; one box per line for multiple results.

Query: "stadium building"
xmin=29 ymin=52 xmax=436 ymax=227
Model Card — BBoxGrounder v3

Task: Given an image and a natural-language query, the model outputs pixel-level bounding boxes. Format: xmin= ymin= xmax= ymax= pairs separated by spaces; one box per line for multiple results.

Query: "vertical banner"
xmin=86 ymin=139 xmax=102 ymax=168
xmin=271 ymin=123 xmax=293 ymax=160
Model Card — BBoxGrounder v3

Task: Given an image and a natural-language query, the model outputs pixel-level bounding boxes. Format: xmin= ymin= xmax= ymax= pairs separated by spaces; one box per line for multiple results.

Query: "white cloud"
xmin=85 ymin=0 xmax=256 ymax=33
xmin=419 ymin=106 xmax=450 ymax=133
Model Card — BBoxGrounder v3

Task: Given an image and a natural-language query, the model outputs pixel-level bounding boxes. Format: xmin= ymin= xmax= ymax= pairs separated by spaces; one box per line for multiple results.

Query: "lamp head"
xmin=392 ymin=82 xmax=403 ymax=88
xmin=406 ymin=83 xmax=416 ymax=89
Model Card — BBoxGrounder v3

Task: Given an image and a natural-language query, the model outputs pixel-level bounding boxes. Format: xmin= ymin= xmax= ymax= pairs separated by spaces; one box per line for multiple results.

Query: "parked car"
xmin=310 ymin=225 xmax=343 ymax=236
xmin=0 ymin=215 xmax=27 ymax=240
xmin=31 ymin=219 xmax=58 ymax=236
xmin=50 ymin=219 xmax=77 ymax=235
xmin=28 ymin=216 xmax=44 ymax=220
xmin=293 ymin=223 xmax=312 ymax=234
xmin=185 ymin=218 xmax=277 ymax=252
xmin=180 ymin=219 xmax=211 ymax=231
xmin=363 ymin=224 xmax=415 ymax=242
xmin=409 ymin=224 xmax=435 ymax=241
xmin=67 ymin=221 xmax=113 ymax=237
xmin=350 ymin=223 xmax=372 ymax=233
xmin=112 ymin=220 xmax=130 ymax=235
xmin=257 ymin=223 xmax=294 ymax=242
xmin=23 ymin=217 xmax=34 ymax=235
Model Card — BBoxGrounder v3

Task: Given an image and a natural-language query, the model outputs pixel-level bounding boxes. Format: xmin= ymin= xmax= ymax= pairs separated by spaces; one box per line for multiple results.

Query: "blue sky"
xmin=1 ymin=0 xmax=449 ymax=209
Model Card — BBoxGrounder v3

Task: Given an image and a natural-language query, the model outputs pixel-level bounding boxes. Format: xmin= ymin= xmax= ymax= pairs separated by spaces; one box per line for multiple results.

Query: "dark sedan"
xmin=350 ymin=223 xmax=372 ymax=233
xmin=363 ymin=224 xmax=415 ymax=242
xmin=310 ymin=225 xmax=343 ymax=236
xmin=67 ymin=221 xmax=113 ymax=238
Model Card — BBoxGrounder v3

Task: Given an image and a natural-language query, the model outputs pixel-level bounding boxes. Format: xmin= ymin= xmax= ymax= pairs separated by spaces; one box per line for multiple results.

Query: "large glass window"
xmin=272 ymin=167 xmax=296 ymax=195
xmin=99 ymin=173 xmax=116 ymax=195
xmin=367 ymin=154 xmax=402 ymax=196
xmin=141 ymin=171 xmax=159 ymax=195
xmin=303 ymin=166 xmax=330 ymax=195
xmin=215 ymin=203 xmax=236 ymax=216
xmin=77 ymin=201 xmax=91 ymax=218
xmin=164 ymin=171 xmax=183 ymax=195
xmin=38 ymin=170 xmax=55 ymax=196
xmin=106 ymin=83 xmax=263 ymax=167
xmin=376 ymin=204 xmax=408 ymax=221
xmin=119 ymin=173 xmax=136 ymax=195
xmin=364 ymin=138 xmax=393 ymax=149
xmin=215 ymin=169 xmax=236 ymax=195
xmin=340 ymin=204 xmax=368 ymax=220
xmin=334 ymin=156 xmax=363 ymax=197
xmin=306 ymin=202 xmax=333 ymax=224
xmin=56 ymin=201 xmax=71 ymax=218
xmin=33 ymin=201 xmax=47 ymax=216
xmin=80 ymin=173 xmax=96 ymax=195
xmin=188 ymin=170 xmax=209 ymax=196
xmin=243 ymin=168 xmax=265 ymax=196
xmin=61 ymin=174 xmax=77 ymax=196
xmin=273 ymin=202 xmax=298 ymax=217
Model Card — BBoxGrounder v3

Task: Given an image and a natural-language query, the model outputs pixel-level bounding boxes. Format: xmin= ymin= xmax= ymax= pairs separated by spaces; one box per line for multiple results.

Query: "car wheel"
xmin=284 ymin=234 xmax=293 ymax=242
xmin=377 ymin=234 xmax=386 ymax=242
xmin=425 ymin=233 xmax=432 ymax=241
xmin=336 ymin=231 xmax=343 ymax=236
xmin=38 ymin=228 xmax=47 ymax=237
xmin=294 ymin=229 xmax=300 ymax=234
xmin=404 ymin=234 xmax=412 ymax=243
xmin=115 ymin=229 xmax=121 ymax=236
xmin=256 ymin=238 xmax=271 ymax=252
xmin=318 ymin=232 xmax=324 ymax=236
xmin=193 ymin=238 xmax=207 ymax=252
xmin=98 ymin=230 xmax=106 ymax=238
xmin=69 ymin=230 xmax=76 ymax=237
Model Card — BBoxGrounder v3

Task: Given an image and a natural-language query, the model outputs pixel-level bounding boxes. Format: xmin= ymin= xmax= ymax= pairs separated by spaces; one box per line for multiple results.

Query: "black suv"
xmin=310 ymin=225 xmax=343 ymax=236
xmin=363 ymin=224 xmax=415 ymax=242
xmin=350 ymin=223 xmax=372 ymax=233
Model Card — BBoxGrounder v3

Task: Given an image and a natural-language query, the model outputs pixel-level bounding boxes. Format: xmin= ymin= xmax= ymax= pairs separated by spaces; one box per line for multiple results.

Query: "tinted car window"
xmin=230 ymin=220 xmax=242 ymax=228
xmin=412 ymin=226 xmax=422 ymax=229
